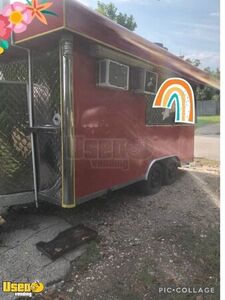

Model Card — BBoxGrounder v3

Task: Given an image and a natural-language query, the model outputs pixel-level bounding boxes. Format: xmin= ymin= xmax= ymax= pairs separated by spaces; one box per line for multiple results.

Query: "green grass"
xmin=196 ymin=115 xmax=220 ymax=128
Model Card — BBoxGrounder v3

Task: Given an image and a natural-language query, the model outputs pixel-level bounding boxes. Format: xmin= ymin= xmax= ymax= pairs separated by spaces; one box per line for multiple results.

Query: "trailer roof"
xmin=14 ymin=0 xmax=219 ymax=89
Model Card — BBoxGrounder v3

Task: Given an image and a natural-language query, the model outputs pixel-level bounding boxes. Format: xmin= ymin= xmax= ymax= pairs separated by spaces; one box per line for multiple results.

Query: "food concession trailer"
xmin=0 ymin=0 xmax=219 ymax=209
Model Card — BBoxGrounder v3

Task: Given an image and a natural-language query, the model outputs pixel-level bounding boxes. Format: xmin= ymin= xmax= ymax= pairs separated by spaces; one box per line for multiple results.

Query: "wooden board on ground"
xmin=36 ymin=224 xmax=97 ymax=260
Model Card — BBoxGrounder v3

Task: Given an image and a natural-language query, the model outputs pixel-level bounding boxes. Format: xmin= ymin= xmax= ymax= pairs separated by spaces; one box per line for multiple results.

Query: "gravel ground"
xmin=36 ymin=159 xmax=220 ymax=300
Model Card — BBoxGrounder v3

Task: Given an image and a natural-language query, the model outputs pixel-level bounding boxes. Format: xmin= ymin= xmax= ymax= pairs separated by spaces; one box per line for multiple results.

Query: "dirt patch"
xmin=33 ymin=160 xmax=220 ymax=300
xmin=188 ymin=158 xmax=220 ymax=173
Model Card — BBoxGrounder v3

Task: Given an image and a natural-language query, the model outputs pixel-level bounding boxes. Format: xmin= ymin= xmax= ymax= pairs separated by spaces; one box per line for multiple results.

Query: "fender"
xmin=144 ymin=155 xmax=181 ymax=180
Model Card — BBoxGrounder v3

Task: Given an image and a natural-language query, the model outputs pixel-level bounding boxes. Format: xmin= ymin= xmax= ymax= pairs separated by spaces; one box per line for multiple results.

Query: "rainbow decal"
xmin=153 ymin=78 xmax=195 ymax=124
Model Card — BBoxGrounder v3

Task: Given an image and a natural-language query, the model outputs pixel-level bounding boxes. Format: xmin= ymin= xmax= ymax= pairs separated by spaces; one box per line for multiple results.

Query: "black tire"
xmin=163 ymin=160 xmax=178 ymax=185
xmin=142 ymin=163 xmax=163 ymax=195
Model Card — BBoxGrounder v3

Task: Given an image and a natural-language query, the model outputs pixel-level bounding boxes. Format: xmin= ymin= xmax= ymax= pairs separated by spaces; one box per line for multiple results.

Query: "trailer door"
xmin=0 ymin=50 xmax=62 ymax=207
xmin=0 ymin=41 xmax=75 ymax=208
xmin=0 ymin=81 xmax=34 ymax=197
xmin=31 ymin=40 xmax=75 ymax=208
xmin=31 ymin=48 xmax=63 ymax=206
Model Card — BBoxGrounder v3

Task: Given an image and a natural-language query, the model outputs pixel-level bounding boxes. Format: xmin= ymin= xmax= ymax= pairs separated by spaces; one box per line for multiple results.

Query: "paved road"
xmin=195 ymin=124 xmax=220 ymax=161
xmin=195 ymin=135 xmax=220 ymax=161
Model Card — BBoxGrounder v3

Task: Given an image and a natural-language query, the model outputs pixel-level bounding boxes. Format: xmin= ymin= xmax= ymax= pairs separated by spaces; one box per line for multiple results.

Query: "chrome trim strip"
xmin=77 ymin=190 xmax=106 ymax=205
xmin=77 ymin=176 xmax=144 ymax=205
xmin=27 ymin=49 xmax=39 ymax=208
xmin=14 ymin=26 xmax=65 ymax=44
xmin=60 ymin=34 xmax=76 ymax=208
xmin=110 ymin=176 xmax=144 ymax=191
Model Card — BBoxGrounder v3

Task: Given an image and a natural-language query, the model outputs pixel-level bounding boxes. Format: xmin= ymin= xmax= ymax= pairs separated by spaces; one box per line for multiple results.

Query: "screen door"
xmin=31 ymin=48 xmax=62 ymax=205
xmin=0 ymin=81 xmax=33 ymax=195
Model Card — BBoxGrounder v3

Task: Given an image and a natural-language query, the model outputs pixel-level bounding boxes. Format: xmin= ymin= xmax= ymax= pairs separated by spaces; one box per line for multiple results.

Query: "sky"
xmin=77 ymin=0 xmax=220 ymax=70
xmin=6 ymin=0 xmax=220 ymax=70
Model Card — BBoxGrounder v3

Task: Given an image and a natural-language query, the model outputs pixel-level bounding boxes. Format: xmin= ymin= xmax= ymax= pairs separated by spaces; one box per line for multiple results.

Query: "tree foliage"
xmin=179 ymin=56 xmax=220 ymax=101
xmin=179 ymin=56 xmax=201 ymax=67
xmin=197 ymin=66 xmax=220 ymax=101
xmin=96 ymin=1 xmax=137 ymax=31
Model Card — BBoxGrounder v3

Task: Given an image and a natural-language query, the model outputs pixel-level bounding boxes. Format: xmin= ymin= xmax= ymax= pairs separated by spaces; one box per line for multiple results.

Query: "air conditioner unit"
xmin=97 ymin=59 xmax=129 ymax=90
xmin=130 ymin=68 xmax=158 ymax=94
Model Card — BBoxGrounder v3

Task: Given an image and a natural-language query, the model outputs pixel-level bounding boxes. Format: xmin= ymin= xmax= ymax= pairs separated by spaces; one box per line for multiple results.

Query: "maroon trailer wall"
xmin=10 ymin=0 xmax=216 ymax=206
xmin=74 ymin=39 xmax=194 ymax=199
xmin=14 ymin=0 xmax=219 ymax=90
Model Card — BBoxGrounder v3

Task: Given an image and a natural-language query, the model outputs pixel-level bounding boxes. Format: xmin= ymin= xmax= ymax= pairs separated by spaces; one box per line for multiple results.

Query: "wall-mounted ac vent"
xmin=97 ymin=59 xmax=129 ymax=90
xmin=130 ymin=68 xmax=158 ymax=94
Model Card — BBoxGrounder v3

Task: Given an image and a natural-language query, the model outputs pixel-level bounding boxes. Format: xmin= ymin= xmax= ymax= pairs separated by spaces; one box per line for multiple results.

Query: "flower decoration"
xmin=26 ymin=0 xmax=55 ymax=25
xmin=0 ymin=39 xmax=9 ymax=55
xmin=2 ymin=2 xmax=32 ymax=33
xmin=0 ymin=0 xmax=57 ymax=56
xmin=0 ymin=15 xmax=11 ymax=39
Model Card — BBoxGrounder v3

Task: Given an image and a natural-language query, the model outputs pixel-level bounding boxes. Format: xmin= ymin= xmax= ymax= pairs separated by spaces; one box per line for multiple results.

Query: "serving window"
xmin=146 ymin=94 xmax=176 ymax=125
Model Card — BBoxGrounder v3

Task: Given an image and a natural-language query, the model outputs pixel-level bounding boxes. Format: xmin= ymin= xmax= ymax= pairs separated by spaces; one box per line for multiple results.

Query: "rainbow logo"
xmin=153 ymin=78 xmax=195 ymax=124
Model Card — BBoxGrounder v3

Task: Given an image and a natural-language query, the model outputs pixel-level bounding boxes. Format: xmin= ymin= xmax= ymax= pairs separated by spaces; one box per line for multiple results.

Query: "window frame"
xmin=97 ymin=59 xmax=130 ymax=91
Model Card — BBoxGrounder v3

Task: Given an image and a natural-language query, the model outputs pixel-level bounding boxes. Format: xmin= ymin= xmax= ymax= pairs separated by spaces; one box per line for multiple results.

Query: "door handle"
xmin=28 ymin=126 xmax=60 ymax=134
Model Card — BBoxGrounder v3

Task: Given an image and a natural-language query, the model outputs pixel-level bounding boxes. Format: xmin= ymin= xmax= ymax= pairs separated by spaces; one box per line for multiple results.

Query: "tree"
xmin=196 ymin=66 xmax=220 ymax=102
xmin=96 ymin=1 xmax=137 ymax=31
xmin=97 ymin=2 xmax=118 ymax=21
xmin=179 ymin=56 xmax=201 ymax=67
xmin=179 ymin=56 xmax=220 ymax=101
xmin=204 ymin=67 xmax=220 ymax=80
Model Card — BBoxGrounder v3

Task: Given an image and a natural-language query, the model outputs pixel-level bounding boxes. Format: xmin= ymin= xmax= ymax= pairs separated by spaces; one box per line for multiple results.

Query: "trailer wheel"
xmin=142 ymin=163 xmax=163 ymax=195
xmin=163 ymin=160 xmax=178 ymax=185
